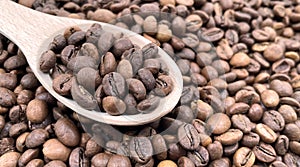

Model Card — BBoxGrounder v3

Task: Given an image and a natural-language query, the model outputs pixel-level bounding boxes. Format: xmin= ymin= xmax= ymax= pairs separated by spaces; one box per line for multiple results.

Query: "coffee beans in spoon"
xmin=39 ymin=24 xmax=173 ymax=116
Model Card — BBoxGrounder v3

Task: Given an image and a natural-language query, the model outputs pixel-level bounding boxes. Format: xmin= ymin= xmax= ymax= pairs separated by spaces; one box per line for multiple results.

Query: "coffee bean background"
xmin=1 ymin=0 xmax=300 ymax=166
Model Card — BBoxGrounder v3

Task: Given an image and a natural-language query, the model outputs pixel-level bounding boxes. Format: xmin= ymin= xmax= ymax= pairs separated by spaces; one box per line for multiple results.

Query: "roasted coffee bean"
xmin=40 ymin=50 xmax=56 ymax=73
xmin=231 ymin=114 xmax=252 ymax=133
xmin=102 ymin=96 xmax=126 ymax=116
xmin=262 ymin=110 xmax=285 ymax=132
xmin=25 ymin=129 xmax=49 ymax=148
xmin=76 ymin=67 xmax=101 ymax=92
xmin=71 ymin=79 xmax=97 ymax=110
xmin=26 ymin=99 xmax=48 ymax=123
xmin=261 ymin=90 xmax=280 ymax=108
xmin=241 ymin=132 xmax=260 ymax=148
xmin=0 ymin=151 xmax=21 ymax=167
xmin=233 ymin=147 xmax=255 ymax=167
xmin=52 ymin=74 xmax=73 ymax=96
xmin=67 ymin=56 xmax=97 ymax=72
xmin=18 ymin=148 xmax=39 ymax=167
xmin=127 ymin=79 xmax=146 ymax=101
xmin=152 ymin=134 xmax=167 ymax=160
xmin=209 ymin=158 xmax=230 ymax=167
xmin=54 ymin=118 xmax=80 ymax=147
xmin=44 ymin=160 xmax=67 ymax=167
xmin=78 ymin=42 xmax=100 ymax=62
xmin=0 ymin=73 xmax=17 ymax=90
xmin=69 ymin=147 xmax=89 ymax=167
xmin=4 ymin=55 xmax=27 ymax=71
xmin=275 ymin=135 xmax=289 ymax=156
xmin=178 ymin=156 xmax=195 ymax=167
xmin=215 ymin=129 xmax=243 ymax=145
xmin=206 ymin=113 xmax=231 ymax=135
xmin=207 ymin=141 xmax=223 ymax=160
xmin=283 ymin=123 xmax=300 ymax=141
xmin=201 ymin=27 xmax=224 ymax=42
xmin=187 ymin=146 xmax=209 ymax=167
xmin=0 ymin=87 xmax=16 ymax=107
xmin=42 ymin=139 xmax=71 ymax=162
xmin=129 ymin=137 xmax=153 ymax=164
xmin=255 ymin=123 xmax=277 ymax=143
xmin=102 ymin=72 xmax=127 ymax=98
xmin=278 ymin=105 xmax=297 ymax=123
xmin=253 ymin=142 xmax=277 ymax=163
xmin=137 ymin=68 xmax=156 ymax=91
xmin=9 ymin=122 xmax=28 ymax=137
xmin=117 ymin=59 xmax=133 ymax=79
xmin=137 ymin=95 xmax=160 ymax=113
xmin=178 ymin=123 xmax=200 ymax=150
xmin=26 ymin=159 xmax=44 ymax=167
xmin=154 ymin=75 xmax=173 ymax=96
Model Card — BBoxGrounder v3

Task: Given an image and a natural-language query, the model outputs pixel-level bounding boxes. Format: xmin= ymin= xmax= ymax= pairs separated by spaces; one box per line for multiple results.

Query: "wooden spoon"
xmin=0 ymin=0 xmax=183 ymax=126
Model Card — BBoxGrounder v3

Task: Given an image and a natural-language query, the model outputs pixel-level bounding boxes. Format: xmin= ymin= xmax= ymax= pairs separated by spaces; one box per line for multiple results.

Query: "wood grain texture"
xmin=0 ymin=0 xmax=183 ymax=125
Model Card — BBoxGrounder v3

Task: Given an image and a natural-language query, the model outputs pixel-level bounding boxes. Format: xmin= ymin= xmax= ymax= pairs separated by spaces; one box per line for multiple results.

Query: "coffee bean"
xmin=85 ymin=138 xmax=102 ymax=158
xmin=137 ymin=95 xmax=160 ymax=113
xmin=201 ymin=27 xmax=224 ymax=42
xmin=97 ymin=31 xmax=115 ymax=55
xmin=4 ymin=55 xmax=27 ymax=71
xmin=154 ymin=75 xmax=173 ymax=96
xmin=102 ymin=72 xmax=127 ymax=98
xmin=102 ymin=96 xmax=126 ymax=115
xmin=129 ymin=137 xmax=153 ymax=164
xmin=263 ymin=44 xmax=284 ymax=62
xmin=69 ymin=147 xmax=89 ymax=167
xmin=71 ymin=79 xmax=97 ymax=110
xmin=262 ymin=110 xmax=285 ymax=132
xmin=168 ymin=143 xmax=187 ymax=161
xmin=152 ymin=134 xmax=167 ymax=160
xmin=241 ymin=132 xmax=260 ymax=148
xmin=26 ymin=99 xmax=48 ymax=123
xmin=230 ymin=52 xmax=251 ymax=67
xmin=43 ymin=139 xmax=71 ymax=162
xmin=207 ymin=141 xmax=223 ymax=160
xmin=215 ymin=129 xmax=243 ymax=145
xmin=157 ymin=160 xmax=177 ymax=167
xmin=76 ymin=67 xmax=101 ymax=92
xmin=137 ymin=68 xmax=155 ymax=91
xmin=18 ymin=148 xmax=39 ymax=167
xmin=54 ymin=118 xmax=80 ymax=147
xmin=185 ymin=14 xmax=203 ymax=32
xmin=187 ymin=146 xmax=209 ymax=167
xmin=284 ymin=153 xmax=300 ymax=167
xmin=0 ymin=87 xmax=16 ymax=107
xmin=178 ymin=123 xmax=200 ymax=150
xmin=278 ymin=105 xmax=297 ymax=123
xmin=26 ymin=159 xmax=44 ymax=167
xmin=44 ymin=160 xmax=67 ymax=167
xmin=270 ymin=80 xmax=293 ymax=97
xmin=209 ymin=158 xmax=230 ymax=167
xmin=256 ymin=123 xmax=277 ymax=143
xmin=253 ymin=142 xmax=277 ymax=163
xmin=25 ymin=129 xmax=49 ymax=148
xmin=231 ymin=114 xmax=252 ymax=133
xmin=100 ymin=52 xmax=117 ymax=77
xmin=233 ymin=147 xmax=255 ymax=167
xmin=206 ymin=113 xmax=231 ymax=135
xmin=117 ymin=59 xmax=133 ymax=79
xmin=172 ymin=16 xmax=186 ymax=36
xmin=91 ymin=153 xmax=111 ymax=167
xmin=178 ymin=156 xmax=195 ymax=167
xmin=0 ymin=151 xmax=21 ymax=167
xmin=283 ymin=123 xmax=300 ymax=141
xmin=261 ymin=90 xmax=280 ymax=108
xmin=275 ymin=135 xmax=289 ymax=155
xmin=52 ymin=74 xmax=73 ymax=96
xmin=127 ymin=78 xmax=146 ymax=101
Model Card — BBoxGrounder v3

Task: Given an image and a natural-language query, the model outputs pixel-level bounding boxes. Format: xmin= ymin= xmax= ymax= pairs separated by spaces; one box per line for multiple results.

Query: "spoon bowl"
xmin=0 ymin=0 xmax=183 ymax=126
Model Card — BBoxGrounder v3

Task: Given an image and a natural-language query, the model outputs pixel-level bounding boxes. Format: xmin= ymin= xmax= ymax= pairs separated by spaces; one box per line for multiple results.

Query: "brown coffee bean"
xmin=52 ymin=74 xmax=73 ymax=96
xmin=54 ymin=118 xmax=80 ymax=147
xmin=18 ymin=148 xmax=39 ymax=167
xmin=206 ymin=113 xmax=231 ymax=135
xmin=261 ymin=90 xmax=280 ymax=108
xmin=91 ymin=153 xmax=111 ymax=167
xmin=231 ymin=114 xmax=252 ymax=133
xmin=178 ymin=123 xmax=200 ymax=150
xmin=26 ymin=99 xmax=48 ymax=123
xmin=43 ymin=139 xmax=71 ymax=162
xmin=262 ymin=110 xmax=285 ymax=132
xmin=283 ymin=123 xmax=300 ymax=141
xmin=67 ymin=31 xmax=85 ymax=45
xmin=9 ymin=122 xmax=28 ymax=137
xmin=263 ymin=44 xmax=284 ymax=62
xmin=69 ymin=147 xmax=89 ymax=167
xmin=25 ymin=129 xmax=49 ymax=148
xmin=71 ymin=79 xmax=97 ymax=110
xmin=168 ymin=143 xmax=187 ymax=161
xmin=152 ymin=134 xmax=167 ymax=160
xmin=137 ymin=95 xmax=160 ymax=113
xmin=187 ymin=146 xmax=209 ymax=167
xmin=207 ymin=141 xmax=223 ymax=160
xmin=201 ymin=27 xmax=224 ymax=42
xmin=26 ymin=159 xmax=44 ymax=167
xmin=44 ymin=160 xmax=67 ymax=167
xmin=178 ymin=156 xmax=195 ymax=167
xmin=275 ymin=135 xmax=289 ymax=156
xmin=40 ymin=50 xmax=56 ymax=73
xmin=256 ymin=123 xmax=277 ymax=143
xmin=270 ymin=80 xmax=293 ymax=97
xmin=230 ymin=52 xmax=251 ymax=67
xmin=117 ymin=59 xmax=133 ymax=79
xmin=76 ymin=67 xmax=101 ymax=92
xmin=0 ymin=73 xmax=17 ymax=90
xmin=129 ymin=137 xmax=153 ymax=164
xmin=233 ymin=147 xmax=255 ymax=167
xmin=241 ymin=132 xmax=260 ymax=148
xmin=278 ymin=105 xmax=297 ymax=123
xmin=154 ymin=75 xmax=173 ymax=96
xmin=253 ymin=142 xmax=277 ymax=163
xmin=215 ymin=129 xmax=243 ymax=145
xmin=157 ymin=160 xmax=177 ymax=167
xmin=85 ymin=138 xmax=102 ymax=158
xmin=209 ymin=158 xmax=230 ymax=167
xmin=102 ymin=96 xmax=126 ymax=115
xmin=127 ymin=79 xmax=146 ymax=101
xmin=102 ymin=72 xmax=127 ymax=98
xmin=4 ymin=55 xmax=27 ymax=71
xmin=0 ymin=87 xmax=17 ymax=107
xmin=0 ymin=151 xmax=21 ymax=167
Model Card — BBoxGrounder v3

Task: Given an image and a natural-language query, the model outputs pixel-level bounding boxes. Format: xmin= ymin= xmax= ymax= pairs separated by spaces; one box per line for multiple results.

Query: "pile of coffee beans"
xmin=39 ymin=24 xmax=173 ymax=115
xmin=0 ymin=0 xmax=300 ymax=166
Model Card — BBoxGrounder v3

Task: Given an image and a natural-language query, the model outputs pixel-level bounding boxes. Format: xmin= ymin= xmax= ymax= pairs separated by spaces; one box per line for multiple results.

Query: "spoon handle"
xmin=0 ymin=0 xmax=79 ymax=56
